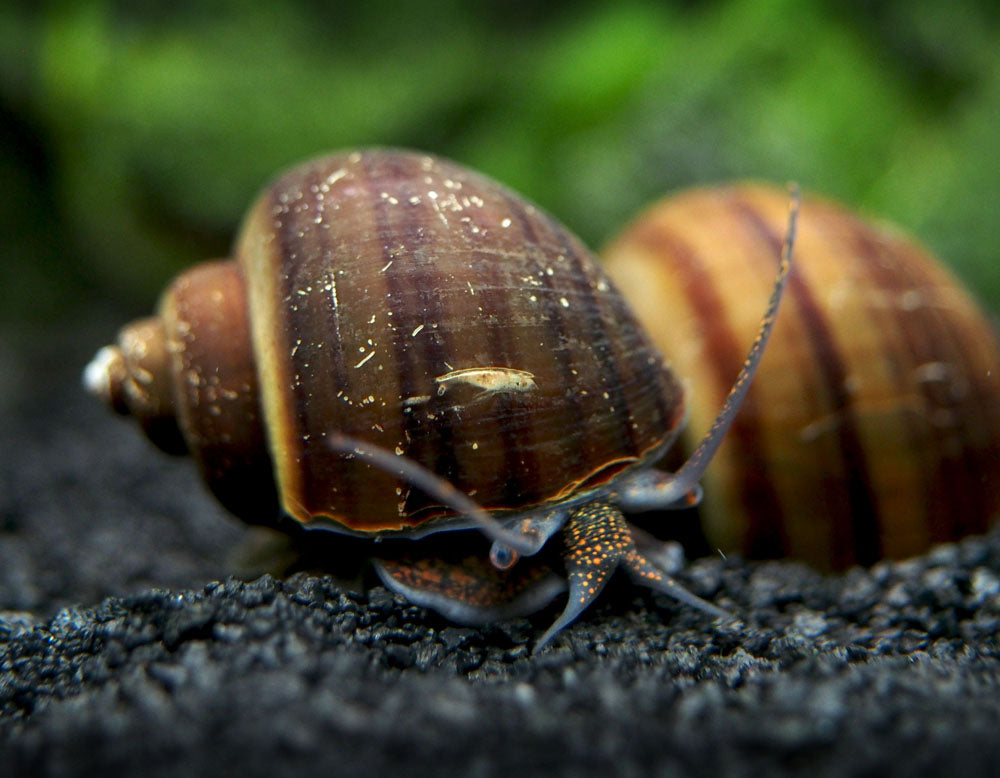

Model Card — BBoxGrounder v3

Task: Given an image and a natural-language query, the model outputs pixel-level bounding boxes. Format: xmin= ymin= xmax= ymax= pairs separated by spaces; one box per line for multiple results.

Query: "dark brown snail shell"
xmin=86 ymin=149 xmax=684 ymax=536
xmin=602 ymin=184 xmax=1000 ymax=571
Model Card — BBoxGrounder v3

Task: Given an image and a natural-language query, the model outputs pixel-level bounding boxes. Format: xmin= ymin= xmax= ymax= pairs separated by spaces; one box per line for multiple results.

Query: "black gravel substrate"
xmin=2 ymin=320 xmax=1000 ymax=777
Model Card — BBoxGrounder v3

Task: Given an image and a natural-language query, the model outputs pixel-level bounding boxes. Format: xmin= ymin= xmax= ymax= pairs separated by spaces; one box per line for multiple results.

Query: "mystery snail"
xmin=602 ymin=184 xmax=1000 ymax=572
xmin=84 ymin=150 xmax=796 ymax=649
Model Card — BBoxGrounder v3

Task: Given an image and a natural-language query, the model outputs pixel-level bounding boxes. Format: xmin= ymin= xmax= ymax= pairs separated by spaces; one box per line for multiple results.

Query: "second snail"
xmin=603 ymin=184 xmax=1000 ymax=572
xmin=85 ymin=149 xmax=796 ymax=649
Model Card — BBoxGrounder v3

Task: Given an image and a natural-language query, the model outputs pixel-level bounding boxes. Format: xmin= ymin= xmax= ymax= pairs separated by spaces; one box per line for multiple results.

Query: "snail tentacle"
xmin=488 ymin=508 xmax=571 ymax=570
xmin=618 ymin=184 xmax=799 ymax=512
xmin=327 ymin=433 xmax=541 ymax=556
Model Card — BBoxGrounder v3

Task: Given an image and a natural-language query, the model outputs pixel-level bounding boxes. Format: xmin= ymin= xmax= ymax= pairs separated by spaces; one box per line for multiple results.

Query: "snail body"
xmin=602 ymin=184 xmax=1000 ymax=571
xmin=86 ymin=151 xmax=794 ymax=648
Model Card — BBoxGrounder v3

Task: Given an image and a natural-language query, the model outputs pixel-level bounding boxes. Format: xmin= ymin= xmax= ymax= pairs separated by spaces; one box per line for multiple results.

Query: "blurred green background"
xmin=2 ymin=0 xmax=998 ymax=327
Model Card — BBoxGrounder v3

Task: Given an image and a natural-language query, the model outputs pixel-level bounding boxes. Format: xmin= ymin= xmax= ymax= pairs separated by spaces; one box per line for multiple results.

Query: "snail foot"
xmin=373 ymin=553 xmax=565 ymax=627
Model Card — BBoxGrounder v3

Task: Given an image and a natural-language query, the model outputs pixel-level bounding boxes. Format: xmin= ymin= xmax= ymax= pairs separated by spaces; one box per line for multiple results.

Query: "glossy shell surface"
xmin=603 ymin=184 xmax=1000 ymax=570
xmin=236 ymin=150 xmax=684 ymax=533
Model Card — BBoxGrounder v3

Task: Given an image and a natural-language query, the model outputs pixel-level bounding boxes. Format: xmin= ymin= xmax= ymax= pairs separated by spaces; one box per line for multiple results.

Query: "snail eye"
xmin=489 ymin=544 xmax=519 ymax=570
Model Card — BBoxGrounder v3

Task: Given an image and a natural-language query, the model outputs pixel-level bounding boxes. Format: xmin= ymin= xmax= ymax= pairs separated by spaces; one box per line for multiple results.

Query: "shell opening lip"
xmin=294 ymin=427 xmax=685 ymax=543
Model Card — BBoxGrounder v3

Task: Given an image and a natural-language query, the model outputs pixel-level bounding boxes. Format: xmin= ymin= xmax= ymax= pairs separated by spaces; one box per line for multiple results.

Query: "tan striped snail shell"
xmin=84 ymin=150 xmax=794 ymax=648
xmin=602 ymin=184 xmax=1000 ymax=572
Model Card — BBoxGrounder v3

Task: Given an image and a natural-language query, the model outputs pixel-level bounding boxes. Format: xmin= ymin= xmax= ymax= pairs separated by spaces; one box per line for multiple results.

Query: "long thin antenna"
xmin=661 ymin=184 xmax=800 ymax=496
xmin=327 ymin=433 xmax=539 ymax=556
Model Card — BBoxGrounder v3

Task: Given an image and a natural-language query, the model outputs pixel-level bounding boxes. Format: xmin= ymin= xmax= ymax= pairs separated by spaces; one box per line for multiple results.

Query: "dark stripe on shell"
xmin=271 ymin=167 xmax=359 ymax=520
xmin=361 ymin=152 xmax=465 ymax=512
xmin=805 ymin=203 xmax=926 ymax=558
xmin=846 ymin=215 xmax=997 ymax=543
xmin=270 ymin=179 xmax=314 ymax=510
xmin=628 ymin=212 xmax=789 ymax=559
xmin=562 ymin=219 xmax=681 ymax=452
xmin=499 ymin=191 xmax=585 ymax=500
xmin=731 ymin=195 xmax=884 ymax=568
xmin=549 ymin=221 xmax=638 ymax=460
xmin=305 ymin=167 xmax=360 ymax=519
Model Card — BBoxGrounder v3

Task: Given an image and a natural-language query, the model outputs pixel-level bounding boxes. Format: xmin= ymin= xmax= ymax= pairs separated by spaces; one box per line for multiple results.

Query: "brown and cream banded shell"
xmin=87 ymin=149 xmax=684 ymax=536
xmin=602 ymin=184 xmax=1000 ymax=571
